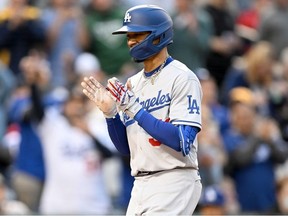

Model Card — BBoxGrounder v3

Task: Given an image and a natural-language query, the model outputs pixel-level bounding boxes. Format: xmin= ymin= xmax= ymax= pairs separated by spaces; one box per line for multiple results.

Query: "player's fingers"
xmin=82 ymin=85 xmax=102 ymax=104
xmin=82 ymin=77 xmax=95 ymax=90
xmin=81 ymin=81 xmax=95 ymax=95
xmin=82 ymin=89 xmax=95 ymax=101
xmin=83 ymin=88 xmax=102 ymax=103
xmin=89 ymin=76 xmax=103 ymax=89
xmin=84 ymin=78 xmax=102 ymax=95
xmin=83 ymin=78 xmax=111 ymax=102
xmin=82 ymin=76 xmax=99 ymax=92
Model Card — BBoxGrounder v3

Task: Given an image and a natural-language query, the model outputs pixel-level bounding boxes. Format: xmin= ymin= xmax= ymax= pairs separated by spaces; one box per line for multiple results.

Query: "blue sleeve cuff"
xmin=134 ymin=108 xmax=145 ymax=122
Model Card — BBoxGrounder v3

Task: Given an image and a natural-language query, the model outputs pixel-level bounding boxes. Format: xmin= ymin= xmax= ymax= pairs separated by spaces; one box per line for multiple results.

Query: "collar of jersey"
xmin=144 ymin=56 xmax=174 ymax=77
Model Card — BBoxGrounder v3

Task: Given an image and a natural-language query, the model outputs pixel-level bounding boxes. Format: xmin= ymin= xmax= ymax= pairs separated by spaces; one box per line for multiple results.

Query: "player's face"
xmin=126 ymin=32 xmax=150 ymax=49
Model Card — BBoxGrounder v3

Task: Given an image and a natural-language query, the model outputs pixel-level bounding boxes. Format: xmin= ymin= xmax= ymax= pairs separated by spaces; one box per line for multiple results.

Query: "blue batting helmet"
xmin=112 ymin=5 xmax=173 ymax=62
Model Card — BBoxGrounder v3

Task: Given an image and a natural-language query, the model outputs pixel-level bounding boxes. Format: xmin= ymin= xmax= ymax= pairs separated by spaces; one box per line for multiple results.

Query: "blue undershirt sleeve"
xmin=106 ymin=114 xmax=130 ymax=155
xmin=134 ymin=109 xmax=199 ymax=152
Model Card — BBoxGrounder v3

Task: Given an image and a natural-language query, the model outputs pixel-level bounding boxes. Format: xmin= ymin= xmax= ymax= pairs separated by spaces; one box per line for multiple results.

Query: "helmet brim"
xmin=112 ymin=25 xmax=152 ymax=35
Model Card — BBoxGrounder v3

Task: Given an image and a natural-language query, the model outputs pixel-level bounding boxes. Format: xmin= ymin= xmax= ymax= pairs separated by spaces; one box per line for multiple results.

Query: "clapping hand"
xmin=81 ymin=76 xmax=117 ymax=118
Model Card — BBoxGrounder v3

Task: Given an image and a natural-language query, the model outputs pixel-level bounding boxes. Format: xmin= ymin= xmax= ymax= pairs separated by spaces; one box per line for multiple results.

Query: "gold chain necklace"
xmin=143 ymin=57 xmax=169 ymax=85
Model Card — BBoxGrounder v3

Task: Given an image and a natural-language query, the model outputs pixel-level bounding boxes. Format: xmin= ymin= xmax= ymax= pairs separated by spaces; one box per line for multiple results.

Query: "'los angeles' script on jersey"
xmin=139 ymin=90 xmax=171 ymax=112
xmin=124 ymin=90 xmax=170 ymax=125
xmin=124 ymin=90 xmax=200 ymax=126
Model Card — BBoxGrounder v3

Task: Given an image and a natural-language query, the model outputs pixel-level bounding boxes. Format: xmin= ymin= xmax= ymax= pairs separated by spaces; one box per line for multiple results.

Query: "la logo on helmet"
xmin=124 ymin=12 xmax=131 ymax=23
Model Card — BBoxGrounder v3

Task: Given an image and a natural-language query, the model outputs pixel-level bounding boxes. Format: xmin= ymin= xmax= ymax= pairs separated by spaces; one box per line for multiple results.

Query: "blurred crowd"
xmin=0 ymin=0 xmax=288 ymax=215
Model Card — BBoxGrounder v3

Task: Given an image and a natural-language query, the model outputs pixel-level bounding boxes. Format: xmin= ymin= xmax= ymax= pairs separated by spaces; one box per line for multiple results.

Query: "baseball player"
xmin=81 ymin=5 xmax=203 ymax=215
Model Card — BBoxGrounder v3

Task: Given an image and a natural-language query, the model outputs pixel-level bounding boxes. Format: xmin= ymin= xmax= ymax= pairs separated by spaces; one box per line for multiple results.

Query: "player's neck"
xmin=143 ymin=50 xmax=169 ymax=73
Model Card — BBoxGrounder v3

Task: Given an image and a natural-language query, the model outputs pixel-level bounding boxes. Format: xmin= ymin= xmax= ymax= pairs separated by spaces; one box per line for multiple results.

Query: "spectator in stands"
xmin=0 ymin=0 xmax=46 ymax=83
xmin=40 ymin=0 xmax=88 ymax=88
xmin=220 ymin=41 xmax=275 ymax=116
xmin=38 ymin=88 xmax=112 ymax=214
xmin=203 ymin=0 xmax=240 ymax=89
xmin=223 ymin=87 xmax=288 ymax=214
xmin=169 ymin=0 xmax=213 ymax=72
xmin=259 ymin=0 xmax=288 ymax=60
xmin=235 ymin=0 xmax=272 ymax=54
xmin=73 ymin=52 xmax=131 ymax=214
xmin=36 ymin=54 xmax=113 ymax=214
xmin=84 ymin=0 xmax=132 ymax=77
xmin=5 ymin=51 xmax=50 ymax=213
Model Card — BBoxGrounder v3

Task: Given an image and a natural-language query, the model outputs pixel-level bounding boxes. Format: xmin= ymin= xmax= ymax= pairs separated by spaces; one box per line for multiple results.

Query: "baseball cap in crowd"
xmin=74 ymin=53 xmax=101 ymax=76
xmin=229 ymin=87 xmax=254 ymax=107
xmin=235 ymin=11 xmax=259 ymax=43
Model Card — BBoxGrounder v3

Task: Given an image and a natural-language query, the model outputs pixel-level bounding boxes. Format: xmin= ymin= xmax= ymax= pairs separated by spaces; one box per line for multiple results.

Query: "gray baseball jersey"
xmin=122 ymin=59 xmax=203 ymax=176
